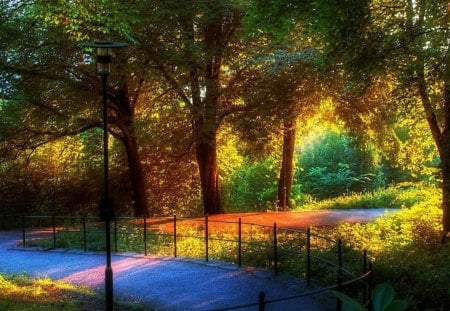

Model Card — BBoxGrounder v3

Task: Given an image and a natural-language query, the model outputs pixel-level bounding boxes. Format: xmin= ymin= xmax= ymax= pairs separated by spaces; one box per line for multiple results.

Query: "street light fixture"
xmin=81 ymin=40 xmax=128 ymax=311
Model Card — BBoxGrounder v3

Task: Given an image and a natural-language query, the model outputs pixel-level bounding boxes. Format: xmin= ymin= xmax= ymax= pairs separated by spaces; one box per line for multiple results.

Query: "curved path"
xmin=0 ymin=209 xmax=394 ymax=310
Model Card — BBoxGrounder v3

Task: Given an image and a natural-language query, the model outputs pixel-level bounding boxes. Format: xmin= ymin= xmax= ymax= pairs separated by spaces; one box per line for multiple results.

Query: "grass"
xmin=0 ymin=273 xmax=148 ymax=311
xmin=296 ymin=182 xmax=434 ymax=210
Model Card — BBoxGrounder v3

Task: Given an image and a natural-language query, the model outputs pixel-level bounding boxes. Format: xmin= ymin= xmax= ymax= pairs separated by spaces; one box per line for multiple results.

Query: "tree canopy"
xmin=0 ymin=0 xmax=448 ymax=238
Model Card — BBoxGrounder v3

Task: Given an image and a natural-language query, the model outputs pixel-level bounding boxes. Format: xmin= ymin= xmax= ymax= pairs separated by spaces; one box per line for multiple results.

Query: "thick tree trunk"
xmin=277 ymin=120 xmax=296 ymax=210
xmin=111 ymin=77 xmax=149 ymax=217
xmin=418 ymin=72 xmax=450 ymax=241
xmin=441 ymin=152 xmax=450 ymax=236
xmin=123 ymin=132 xmax=149 ymax=217
xmin=440 ymin=84 xmax=450 ymax=239
xmin=196 ymin=140 xmax=222 ymax=215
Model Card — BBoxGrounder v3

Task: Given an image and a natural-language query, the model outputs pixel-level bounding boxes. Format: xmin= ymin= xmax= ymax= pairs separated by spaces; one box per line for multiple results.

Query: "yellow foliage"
xmin=217 ymin=128 xmax=244 ymax=178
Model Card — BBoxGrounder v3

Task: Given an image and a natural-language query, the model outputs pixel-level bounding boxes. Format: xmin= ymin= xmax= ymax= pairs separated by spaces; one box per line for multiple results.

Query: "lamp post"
xmin=81 ymin=40 xmax=128 ymax=311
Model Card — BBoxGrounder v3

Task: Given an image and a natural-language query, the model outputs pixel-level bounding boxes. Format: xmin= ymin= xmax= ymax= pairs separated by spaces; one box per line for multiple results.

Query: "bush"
xmin=223 ymin=157 xmax=278 ymax=212
xmin=296 ymin=130 xmax=385 ymax=200
xmin=316 ymin=185 xmax=449 ymax=310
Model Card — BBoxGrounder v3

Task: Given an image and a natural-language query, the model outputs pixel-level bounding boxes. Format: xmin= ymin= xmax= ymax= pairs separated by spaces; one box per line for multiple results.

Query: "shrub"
xmin=223 ymin=157 xmax=278 ymax=212
xmin=296 ymin=130 xmax=385 ymax=200
xmin=316 ymin=185 xmax=449 ymax=310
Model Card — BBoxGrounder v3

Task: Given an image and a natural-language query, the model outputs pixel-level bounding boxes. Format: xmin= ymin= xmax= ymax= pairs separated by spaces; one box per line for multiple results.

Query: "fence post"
xmin=363 ymin=249 xmax=367 ymax=304
xmin=307 ymin=227 xmax=311 ymax=286
xmin=22 ymin=215 xmax=25 ymax=248
xmin=114 ymin=218 xmax=118 ymax=253
xmin=52 ymin=215 xmax=56 ymax=249
xmin=173 ymin=215 xmax=177 ymax=258
xmin=337 ymin=238 xmax=343 ymax=311
xmin=273 ymin=222 xmax=278 ymax=275
xmin=368 ymin=261 xmax=373 ymax=310
xmin=258 ymin=291 xmax=265 ymax=311
xmin=82 ymin=216 xmax=87 ymax=252
xmin=238 ymin=218 xmax=242 ymax=267
xmin=205 ymin=214 xmax=209 ymax=262
xmin=144 ymin=215 xmax=147 ymax=256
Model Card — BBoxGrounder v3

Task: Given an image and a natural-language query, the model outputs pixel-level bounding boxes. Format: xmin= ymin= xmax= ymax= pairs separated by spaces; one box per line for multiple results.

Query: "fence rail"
xmin=20 ymin=214 xmax=373 ymax=310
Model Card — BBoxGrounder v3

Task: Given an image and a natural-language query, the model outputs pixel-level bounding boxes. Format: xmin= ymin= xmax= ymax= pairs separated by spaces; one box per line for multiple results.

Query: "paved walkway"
xmin=0 ymin=209 xmax=394 ymax=310
xmin=0 ymin=231 xmax=334 ymax=310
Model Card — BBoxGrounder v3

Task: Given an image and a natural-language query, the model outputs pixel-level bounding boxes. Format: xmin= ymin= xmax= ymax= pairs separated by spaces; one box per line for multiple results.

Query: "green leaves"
xmin=334 ymin=283 xmax=408 ymax=311
xmin=34 ymin=0 xmax=134 ymax=41
xmin=373 ymin=283 xmax=408 ymax=311
xmin=333 ymin=290 xmax=366 ymax=311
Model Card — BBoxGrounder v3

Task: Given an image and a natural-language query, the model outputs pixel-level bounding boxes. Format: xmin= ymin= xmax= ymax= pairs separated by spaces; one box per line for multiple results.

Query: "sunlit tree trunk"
xmin=417 ymin=67 xmax=450 ymax=242
xmin=277 ymin=120 xmax=296 ymax=210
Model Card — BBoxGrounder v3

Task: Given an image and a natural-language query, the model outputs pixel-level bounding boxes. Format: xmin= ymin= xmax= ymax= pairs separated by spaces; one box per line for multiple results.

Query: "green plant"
xmin=296 ymin=130 xmax=385 ymax=200
xmin=223 ymin=157 xmax=278 ymax=212
xmin=297 ymin=183 xmax=434 ymax=211
xmin=334 ymin=283 xmax=408 ymax=311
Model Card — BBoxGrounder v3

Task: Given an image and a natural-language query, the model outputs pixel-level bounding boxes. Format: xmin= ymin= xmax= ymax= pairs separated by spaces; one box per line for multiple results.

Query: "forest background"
xmin=0 ymin=0 xmax=448 ymax=239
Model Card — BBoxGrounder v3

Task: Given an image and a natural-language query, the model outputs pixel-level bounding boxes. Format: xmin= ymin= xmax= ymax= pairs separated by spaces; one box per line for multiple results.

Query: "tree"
xmin=0 ymin=0 xmax=150 ymax=216
xmin=130 ymin=0 xmax=259 ymax=214
xmin=251 ymin=0 xmax=450 ymax=239
xmin=309 ymin=0 xmax=450 ymax=240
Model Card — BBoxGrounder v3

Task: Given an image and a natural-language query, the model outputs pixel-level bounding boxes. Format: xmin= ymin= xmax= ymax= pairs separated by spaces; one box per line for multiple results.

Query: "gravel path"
xmin=0 ymin=209 xmax=394 ymax=310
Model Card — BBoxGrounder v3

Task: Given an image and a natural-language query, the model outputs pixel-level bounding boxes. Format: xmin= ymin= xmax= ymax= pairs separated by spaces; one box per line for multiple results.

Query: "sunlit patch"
xmin=0 ymin=273 xmax=89 ymax=303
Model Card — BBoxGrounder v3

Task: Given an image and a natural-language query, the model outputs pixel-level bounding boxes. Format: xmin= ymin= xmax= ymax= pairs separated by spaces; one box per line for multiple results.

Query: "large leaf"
xmin=385 ymin=300 xmax=408 ymax=311
xmin=333 ymin=291 xmax=366 ymax=311
xmin=374 ymin=283 xmax=395 ymax=311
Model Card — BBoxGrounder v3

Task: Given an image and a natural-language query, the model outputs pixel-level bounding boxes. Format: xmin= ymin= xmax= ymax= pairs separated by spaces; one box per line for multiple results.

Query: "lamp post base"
xmin=105 ymin=266 xmax=114 ymax=310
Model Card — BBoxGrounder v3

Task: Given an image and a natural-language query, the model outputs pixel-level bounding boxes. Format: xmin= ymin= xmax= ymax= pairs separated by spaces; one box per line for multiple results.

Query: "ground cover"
xmin=314 ymin=185 xmax=450 ymax=310
xmin=0 ymin=273 xmax=146 ymax=311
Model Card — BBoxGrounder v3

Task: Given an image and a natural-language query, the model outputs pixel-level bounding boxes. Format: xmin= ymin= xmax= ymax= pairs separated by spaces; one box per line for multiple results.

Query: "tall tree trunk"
xmin=277 ymin=120 xmax=296 ymax=210
xmin=111 ymin=77 xmax=149 ymax=217
xmin=195 ymin=139 xmax=222 ymax=214
xmin=418 ymin=68 xmax=450 ymax=241
xmin=123 ymin=131 xmax=149 ymax=217
xmin=192 ymin=16 xmax=224 ymax=215
xmin=441 ymin=146 xmax=450 ymax=237
xmin=440 ymin=84 xmax=450 ymax=239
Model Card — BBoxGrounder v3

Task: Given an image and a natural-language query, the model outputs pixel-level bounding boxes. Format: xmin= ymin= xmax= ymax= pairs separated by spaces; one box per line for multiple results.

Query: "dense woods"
xmin=0 ymin=0 xmax=448 ymax=239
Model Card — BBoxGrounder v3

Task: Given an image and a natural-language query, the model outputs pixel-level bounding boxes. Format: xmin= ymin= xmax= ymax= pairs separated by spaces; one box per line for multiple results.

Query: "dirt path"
xmin=148 ymin=208 xmax=395 ymax=233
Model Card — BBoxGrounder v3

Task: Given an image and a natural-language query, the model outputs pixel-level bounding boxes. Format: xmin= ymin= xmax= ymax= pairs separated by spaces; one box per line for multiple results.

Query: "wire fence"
xmin=19 ymin=214 xmax=373 ymax=310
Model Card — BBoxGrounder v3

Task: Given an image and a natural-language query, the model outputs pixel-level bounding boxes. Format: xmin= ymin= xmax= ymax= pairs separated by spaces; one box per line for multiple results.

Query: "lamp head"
xmin=81 ymin=40 xmax=128 ymax=76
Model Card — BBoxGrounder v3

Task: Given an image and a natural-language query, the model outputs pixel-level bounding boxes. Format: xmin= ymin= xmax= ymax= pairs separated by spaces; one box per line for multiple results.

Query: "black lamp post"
xmin=81 ymin=40 xmax=128 ymax=311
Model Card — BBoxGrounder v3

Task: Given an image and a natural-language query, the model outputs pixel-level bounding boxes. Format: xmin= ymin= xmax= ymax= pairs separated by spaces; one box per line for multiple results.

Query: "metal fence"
xmin=20 ymin=214 xmax=373 ymax=310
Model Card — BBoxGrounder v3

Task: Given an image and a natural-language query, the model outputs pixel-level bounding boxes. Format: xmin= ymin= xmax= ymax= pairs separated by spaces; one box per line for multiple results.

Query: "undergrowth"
xmin=297 ymin=182 xmax=433 ymax=210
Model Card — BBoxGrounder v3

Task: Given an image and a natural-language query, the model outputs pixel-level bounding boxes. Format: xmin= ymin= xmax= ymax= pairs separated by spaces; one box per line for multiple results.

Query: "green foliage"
xmin=296 ymin=129 xmax=385 ymax=200
xmin=316 ymin=185 xmax=449 ymax=310
xmin=334 ymin=283 xmax=408 ymax=311
xmin=223 ymin=157 xmax=279 ymax=212
xmin=298 ymin=183 xmax=434 ymax=211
